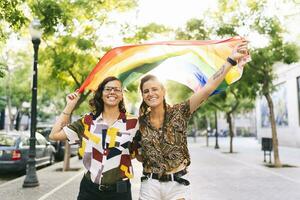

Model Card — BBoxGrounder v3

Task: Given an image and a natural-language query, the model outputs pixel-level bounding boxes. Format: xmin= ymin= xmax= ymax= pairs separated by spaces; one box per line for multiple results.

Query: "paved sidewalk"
xmin=188 ymin=137 xmax=300 ymax=200
xmin=0 ymin=137 xmax=299 ymax=200
xmin=0 ymin=156 xmax=84 ymax=200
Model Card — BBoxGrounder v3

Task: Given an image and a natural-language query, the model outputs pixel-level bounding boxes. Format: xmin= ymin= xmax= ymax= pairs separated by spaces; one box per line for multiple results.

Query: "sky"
xmin=4 ymin=0 xmax=220 ymax=65
xmin=6 ymin=0 xmax=300 ymax=53
xmin=102 ymin=0 xmax=300 ymax=48
xmin=136 ymin=0 xmax=218 ymax=28
xmin=135 ymin=0 xmax=300 ymax=36
xmin=136 ymin=0 xmax=300 ymax=41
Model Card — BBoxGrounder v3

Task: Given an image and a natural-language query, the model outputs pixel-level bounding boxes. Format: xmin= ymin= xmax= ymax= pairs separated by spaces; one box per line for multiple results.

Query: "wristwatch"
xmin=227 ymin=57 xmax=237 ymax=66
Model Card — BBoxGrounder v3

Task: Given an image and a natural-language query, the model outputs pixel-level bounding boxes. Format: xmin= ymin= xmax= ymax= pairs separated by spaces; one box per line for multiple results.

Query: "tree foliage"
xmin=0 ymin=0 xmax=28 ymax=39
xmin=0 ymin=0 xmax=139 ymax=123
xmin=123 ymin=23 xmax=171 ymax=43
xmin=213 ymin=0 xmax=299 ymax=165
xmin=176 ymin=19 xmax=211 ymax=40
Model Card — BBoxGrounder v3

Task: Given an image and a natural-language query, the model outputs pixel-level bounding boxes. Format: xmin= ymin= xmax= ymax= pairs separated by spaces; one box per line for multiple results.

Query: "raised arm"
xmin=49 ymin=92 xmax=80 ymax=141
xmin=189 ymin=40 xmax=249 ymax=113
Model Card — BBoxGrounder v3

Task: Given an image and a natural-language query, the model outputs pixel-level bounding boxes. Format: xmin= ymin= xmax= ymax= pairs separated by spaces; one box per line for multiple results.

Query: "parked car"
xmin=37 ymin=126 xmax=79 ymax=161
xmin=0 ymin=131 xmax=56 ymax=173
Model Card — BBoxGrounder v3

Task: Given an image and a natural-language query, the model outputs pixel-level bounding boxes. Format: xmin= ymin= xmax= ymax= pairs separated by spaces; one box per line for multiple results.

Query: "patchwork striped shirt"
xmin=63 ymin=112 xmax=139 ymax=185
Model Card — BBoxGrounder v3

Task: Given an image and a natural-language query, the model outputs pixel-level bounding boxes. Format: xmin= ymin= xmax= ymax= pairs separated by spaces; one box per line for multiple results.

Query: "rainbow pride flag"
xmin=79 ymin=36 xmax=250 ymax=93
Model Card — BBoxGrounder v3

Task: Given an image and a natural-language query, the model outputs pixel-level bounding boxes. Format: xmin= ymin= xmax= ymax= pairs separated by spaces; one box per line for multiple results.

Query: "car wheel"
xmin=49 ymin=153 xmax=55 ymax=165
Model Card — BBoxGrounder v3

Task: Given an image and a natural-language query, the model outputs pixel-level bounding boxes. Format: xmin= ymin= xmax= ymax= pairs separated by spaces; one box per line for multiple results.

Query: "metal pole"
xmin=214 ymin=110 xmax=219 ymax=149
xmin=23 ymin=38 xmax=40 ymax=187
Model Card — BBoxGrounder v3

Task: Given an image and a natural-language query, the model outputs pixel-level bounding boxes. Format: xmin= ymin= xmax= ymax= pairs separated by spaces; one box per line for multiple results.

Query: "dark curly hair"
xmin=89 ymin=76 xmax=126 ymax=118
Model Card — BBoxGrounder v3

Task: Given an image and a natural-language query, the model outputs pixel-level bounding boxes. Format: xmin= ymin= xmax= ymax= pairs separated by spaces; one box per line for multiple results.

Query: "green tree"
xmin=0 ymin=0 xmax=29 ymax=77
xmin=32 ymin=0 xmax=138 ymax=170
xmin=0 ymin=0 xmax=27 ymax=40
xmin=212 ymin=0 xmax=299 ymax=166
xmin=176 ymin=19 xmax=211 ymax=40
xmin=33 ymin=0 xmax=138 ymax=114
xmin=206 ymin=12 xmax=257 ymax=153
xmin=123 ymin=23 xmax=171 ymax=44
xmin=207 ymin=88 xmax=255 ymax=153
xmin=248 ymin=19 xmax=298 ymax=167
xmin=0 ymin=49 xmax=31 ymax=130
xmin=0 ymin=0 xmax=138 ymax=170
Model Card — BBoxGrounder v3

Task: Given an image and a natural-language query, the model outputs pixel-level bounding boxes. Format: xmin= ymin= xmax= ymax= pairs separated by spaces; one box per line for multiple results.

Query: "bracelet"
xmin=62 ymin=111 xmax=72 ymax=115
xmin=227 ymin=57 xmax=237 ymax=66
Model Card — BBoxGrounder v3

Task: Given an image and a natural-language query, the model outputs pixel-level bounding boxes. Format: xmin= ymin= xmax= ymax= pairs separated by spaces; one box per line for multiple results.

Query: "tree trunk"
xmin=63 ymin=114 xmax=72 ymax=171
xmin=15 ymin=110 xmax=21 ymax=130
xmin=264 ymin=93 xmax=282 ymax=167
xmin=227 ymin=113 xmax=234 ymax=153
xmin=9 ymin=114 xmax=14 ymax=130
xmin=227 ymin=90 xmax=239 ymax=153
xmin=63 ymin=142 xmax=71 ymax=171
xmin=206 ymin=117 xmax=210 ymax=147
xmin=0 ymin=109 xmax=5 ymax=130
xmin=7 ymin=97 xmax=15 ymax=131
xmin=6 ymin=66 xmax=14 ymax=131
xmin=214 ymin=110 xmax=219 ymax=149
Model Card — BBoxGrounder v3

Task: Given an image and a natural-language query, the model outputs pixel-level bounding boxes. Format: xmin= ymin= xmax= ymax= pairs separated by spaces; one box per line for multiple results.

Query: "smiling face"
xmin=141 ymin=79 xmax=165 ymax=108
xmin=102 ymin=80 xmax=123 ymax=108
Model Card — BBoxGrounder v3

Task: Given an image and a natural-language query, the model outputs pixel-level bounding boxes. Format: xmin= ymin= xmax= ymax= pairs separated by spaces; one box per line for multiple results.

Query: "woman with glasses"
xmin=135 ymin=40 xmax=249 ymax=200
xmin=49 ymin=76 xmax=139 ymax=200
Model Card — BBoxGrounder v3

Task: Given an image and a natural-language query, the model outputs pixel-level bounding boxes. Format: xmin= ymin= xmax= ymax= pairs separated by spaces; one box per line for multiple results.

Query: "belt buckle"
xmin=98 ymin=184 xmax=107 ymax=191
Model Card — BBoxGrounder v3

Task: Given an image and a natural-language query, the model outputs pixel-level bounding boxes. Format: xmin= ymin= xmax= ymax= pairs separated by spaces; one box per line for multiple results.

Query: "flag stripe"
xmin=79 ymin=36 xmax=248 ymax=93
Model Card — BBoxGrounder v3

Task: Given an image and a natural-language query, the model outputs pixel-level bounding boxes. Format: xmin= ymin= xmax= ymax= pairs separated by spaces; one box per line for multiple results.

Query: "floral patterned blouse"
xmin=136 ymin=100 xmax=192 ymax=176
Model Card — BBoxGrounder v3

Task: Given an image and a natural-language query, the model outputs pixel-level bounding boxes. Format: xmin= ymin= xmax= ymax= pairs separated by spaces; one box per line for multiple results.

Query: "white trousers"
xmin=139 ymin=174 xmax=191 ymax=200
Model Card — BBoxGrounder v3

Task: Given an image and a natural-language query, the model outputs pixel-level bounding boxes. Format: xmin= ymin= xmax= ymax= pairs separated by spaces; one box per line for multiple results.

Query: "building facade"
xmin=255 ymin=62 xmax=300 ymax=147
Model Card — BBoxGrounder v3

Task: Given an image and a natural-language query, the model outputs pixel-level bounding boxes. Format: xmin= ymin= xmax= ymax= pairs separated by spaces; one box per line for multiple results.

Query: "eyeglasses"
xmin=103 ymin=86 xmax=123 ymax=93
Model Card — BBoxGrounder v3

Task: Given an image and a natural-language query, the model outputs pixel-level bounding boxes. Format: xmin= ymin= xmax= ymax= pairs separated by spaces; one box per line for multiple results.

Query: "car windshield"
xmin=0 ymin=134 xmax=18 ymax=146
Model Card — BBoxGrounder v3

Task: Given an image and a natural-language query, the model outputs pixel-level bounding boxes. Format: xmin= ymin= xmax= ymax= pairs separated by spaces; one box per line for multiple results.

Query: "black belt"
xmin=83 ymin=173 xmax=129 ymax=192
xmin=142 ymin=169 xmax=190 ymax=186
